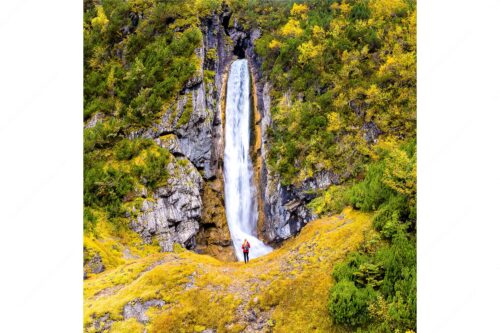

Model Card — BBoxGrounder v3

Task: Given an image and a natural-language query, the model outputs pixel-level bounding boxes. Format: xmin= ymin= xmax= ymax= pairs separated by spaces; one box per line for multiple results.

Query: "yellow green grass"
xmin=84 ymin=207 xmax=372 ymax=332
xmin=84 ymin=210 xmax=161 ymax=278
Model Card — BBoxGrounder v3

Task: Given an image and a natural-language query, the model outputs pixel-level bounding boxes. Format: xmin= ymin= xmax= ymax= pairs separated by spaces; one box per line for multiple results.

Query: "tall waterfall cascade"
xmin=223 ymin=59 xmax=273 ymax=261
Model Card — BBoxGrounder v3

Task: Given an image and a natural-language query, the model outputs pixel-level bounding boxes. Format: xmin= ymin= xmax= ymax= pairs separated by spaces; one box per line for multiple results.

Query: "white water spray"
xmin=224 ymin=59 xmax=273 ymax=261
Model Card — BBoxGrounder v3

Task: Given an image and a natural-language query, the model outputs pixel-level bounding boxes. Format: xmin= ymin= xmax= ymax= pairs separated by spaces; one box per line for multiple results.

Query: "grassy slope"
xmin=84 ymin=207 xmax=372 ymax=333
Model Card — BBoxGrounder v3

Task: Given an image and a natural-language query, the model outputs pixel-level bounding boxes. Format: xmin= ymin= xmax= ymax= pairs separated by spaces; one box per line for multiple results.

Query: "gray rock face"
xmin=127 ymin=13 xmax=239 ymax=252
xmin=84 ymin=112 xmax=105 ymax=129
xmin=131 ymin=157 xmax=203 ymax=251
xmin=262 ymin=170 xmax=341 ymax=242
xmin=175 ymin=84 xmax=214 ymax=175
xmin=87 ymin=253 xmax=105 ymax=274
xmin=123 ymin=299 xmax=165 ymax=324
xmin=155 ymin=134 xmax=183 ymax=156
xmin=257 ymin=77 xmax=342 ymax=243
xmin=127 ymin=14 xmax=235 ymax=181
xmin=128 ymin=79 xmax=215 ymax=178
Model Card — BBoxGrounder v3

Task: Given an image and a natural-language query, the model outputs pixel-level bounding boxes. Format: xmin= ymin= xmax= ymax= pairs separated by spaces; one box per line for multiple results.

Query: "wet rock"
xmin=197 ymin=179 xmax=231 ymax=247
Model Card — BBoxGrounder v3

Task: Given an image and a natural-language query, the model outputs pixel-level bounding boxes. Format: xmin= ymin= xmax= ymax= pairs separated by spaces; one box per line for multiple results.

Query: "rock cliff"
xmin=130 ymin=157 xmax=203 ymax=252
xmin=85 ymin=8 xmax=338 ymax=259
xmin=129 ymin=7 xmax=341 ymax=253
xmin=123 ymin=11 xmax=236 ymax=258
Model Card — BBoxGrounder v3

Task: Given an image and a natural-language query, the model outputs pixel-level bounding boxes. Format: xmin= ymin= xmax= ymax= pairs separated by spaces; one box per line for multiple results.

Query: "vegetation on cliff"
xmin=253 ymin=0 xmax=416 ymax=186
xmin=84 ymin=0 xmax=416 ymax=331
xmin=84 ymin=0 xmax=212 ymax=267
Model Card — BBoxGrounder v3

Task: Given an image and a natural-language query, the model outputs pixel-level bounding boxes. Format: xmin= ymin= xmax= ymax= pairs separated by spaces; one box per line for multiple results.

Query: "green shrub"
xmin=132 ymin=150 xmax=172 ymax=188
xmin=376 ymin=232 xmax=416 ymax=298
xmin=84 ymin=118 xmax=124 ymax=153
xmin=328 ymin=138 xmax=416 ymax=331
xmin=308 ymin=185 xmax=348 ymax=215
xmin=126 ymin=88 xmax=161 ymax=126
xmin=389 ymin=265 xmax=416 ymax=330
xmin=84 ymin=207 xmax=98 ymax=234
xmin=347 ymin=161 xmax=392 ymax=211
xmin=353 ymin=262 xmax=384 ymax=289
xmin=332 ymin=251 xmax=367 ymax=282
xmin=84 ymin=164 xmax=134 ymax=216
xmin=379 ymin=212 xmax=401 ymax=240
xmin=349 ymin=1 xmax=371 ymax=21
xmin=114 ymin=138 xmax=152 ymax=160
xmin=372 ymin=199 xmax=410 ymax=240
xmin=329 ymin=231 xmax=415 ymax=331
xmin=328 ymin=280 xmax=376 ymax=327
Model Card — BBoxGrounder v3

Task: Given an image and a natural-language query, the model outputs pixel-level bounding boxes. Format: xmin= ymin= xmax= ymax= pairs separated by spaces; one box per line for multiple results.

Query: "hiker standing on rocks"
xmin=242 ymin=239 xmax=251 ymax=263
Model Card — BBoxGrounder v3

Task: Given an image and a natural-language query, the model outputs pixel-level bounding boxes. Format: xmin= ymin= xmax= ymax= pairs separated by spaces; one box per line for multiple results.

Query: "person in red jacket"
xmin=242 ymin=239 xmax=251 ymax=263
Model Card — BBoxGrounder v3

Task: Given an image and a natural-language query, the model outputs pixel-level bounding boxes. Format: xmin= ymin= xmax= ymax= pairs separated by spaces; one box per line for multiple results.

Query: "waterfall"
xmin=224 ymin=59 xmax=273 ymax=261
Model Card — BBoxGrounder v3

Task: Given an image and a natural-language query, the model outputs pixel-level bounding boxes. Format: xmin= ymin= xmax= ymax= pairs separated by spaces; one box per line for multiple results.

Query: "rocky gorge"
xmin=83 ymin=1 xmax=417 ymax=331
xmin=84 ymin=7 xmax=341 ymax=266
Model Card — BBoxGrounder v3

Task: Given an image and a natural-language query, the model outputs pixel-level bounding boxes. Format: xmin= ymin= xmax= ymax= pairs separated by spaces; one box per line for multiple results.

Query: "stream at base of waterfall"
xmin=223 ymin=59 xmax=273 ymax=261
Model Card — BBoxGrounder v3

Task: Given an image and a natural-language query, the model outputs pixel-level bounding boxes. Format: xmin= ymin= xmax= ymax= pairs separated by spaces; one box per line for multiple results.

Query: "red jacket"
xmin=242 ymin=241 xmax=251 ymax=253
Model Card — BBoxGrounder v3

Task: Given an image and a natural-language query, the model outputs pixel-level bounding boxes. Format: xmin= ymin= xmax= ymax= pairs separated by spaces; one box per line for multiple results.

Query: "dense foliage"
xmin=83 ymin=0 xmax=212 ymax=232
xmin=327 ymin=139 xmax=416 ymax=332
xmin=251 ymin=0 xmax=416 ymax=185
xmin=84 ymin=0 xmax=206 ymax=125
xmin=84 ymin=0 xmax=416 ymax=331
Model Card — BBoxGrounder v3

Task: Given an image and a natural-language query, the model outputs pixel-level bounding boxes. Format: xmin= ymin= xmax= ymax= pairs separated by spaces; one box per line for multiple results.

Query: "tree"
xmin=91 ymin=6 xmax=109 ymax=32
xmin=290 ymin=3 xmax=308 ymax=20
xmin=327 ymin=112 xmax=341 ymax=132
xmin=280 ymin=19 xmax=303 ymax=37
xmin=382 ymin=147 xmax=416 ymax=199
xmin=298 ymin=40 xmax=324 ymax=65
